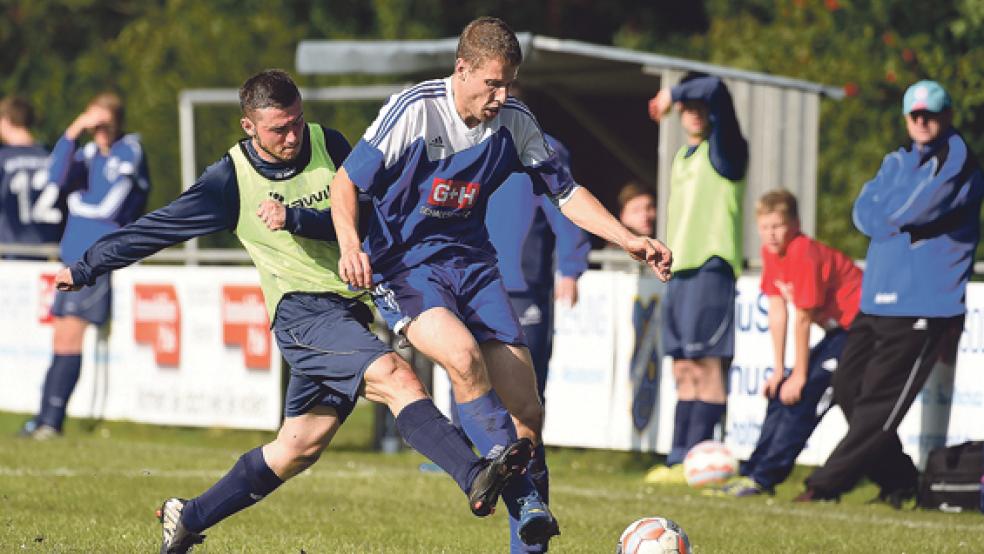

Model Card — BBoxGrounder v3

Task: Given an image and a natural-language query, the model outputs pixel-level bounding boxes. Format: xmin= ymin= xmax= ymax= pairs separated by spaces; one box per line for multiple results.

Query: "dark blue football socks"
xmin=36 ymin=354 xmax=82 ymax=431
xmin=685 ymin=400 xmax=725 ymax=451
xmin=180 ymin=447 xmax=283 ymax=533
xmin=667 ymin=400 xmax=695 ymax=465
xmin=396 ymin=398 xmax=481 ymax=493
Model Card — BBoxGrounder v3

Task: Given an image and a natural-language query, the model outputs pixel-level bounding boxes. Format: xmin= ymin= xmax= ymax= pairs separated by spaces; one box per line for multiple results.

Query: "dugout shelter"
xmin=291 ymin=33 xmax=844 ymax=266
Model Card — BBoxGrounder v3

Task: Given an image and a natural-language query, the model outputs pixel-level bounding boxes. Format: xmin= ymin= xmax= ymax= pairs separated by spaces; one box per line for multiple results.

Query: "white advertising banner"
xmin=542 ymin=271 xmax=984 ymax=468
xmin=0 ymin=262 xmax=282 ymax=431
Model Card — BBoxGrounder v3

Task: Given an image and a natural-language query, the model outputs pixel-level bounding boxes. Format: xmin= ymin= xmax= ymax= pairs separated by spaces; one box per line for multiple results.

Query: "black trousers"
xmin=805 ymin=312 xmax=964 ymax=496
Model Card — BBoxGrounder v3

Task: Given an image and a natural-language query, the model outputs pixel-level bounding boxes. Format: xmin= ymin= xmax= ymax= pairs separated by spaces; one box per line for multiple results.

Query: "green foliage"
xmin=627 ymin=0 xmax=984 ymax=258
xmin=3 ymin=1 xmax=984 ymax=258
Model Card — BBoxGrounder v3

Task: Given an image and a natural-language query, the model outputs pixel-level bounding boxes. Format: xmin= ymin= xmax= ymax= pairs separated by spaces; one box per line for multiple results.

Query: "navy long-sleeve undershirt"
xmin=672 ymin=76 xmax=749 ymax=181
xmin=71 ymin=124 xmax=352 ymax=286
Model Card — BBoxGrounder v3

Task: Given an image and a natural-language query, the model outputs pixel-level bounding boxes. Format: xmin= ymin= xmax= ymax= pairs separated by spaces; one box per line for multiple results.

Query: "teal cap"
xmin=903 ymin=80 xmax=951 ymax=114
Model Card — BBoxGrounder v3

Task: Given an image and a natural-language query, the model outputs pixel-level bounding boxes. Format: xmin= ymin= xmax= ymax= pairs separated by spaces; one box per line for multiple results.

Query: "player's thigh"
xmin=481 ymin=341 xmax=542 ymax=418
xmin=405 ymin=307 xmax=486 ymax=383
xmin=51 ymin=316 xmax=89 ymax=353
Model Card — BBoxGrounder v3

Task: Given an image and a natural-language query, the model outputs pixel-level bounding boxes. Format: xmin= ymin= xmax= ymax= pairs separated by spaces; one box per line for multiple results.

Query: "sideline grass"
xmin=1 ymin=407 xmax=982 ymax=553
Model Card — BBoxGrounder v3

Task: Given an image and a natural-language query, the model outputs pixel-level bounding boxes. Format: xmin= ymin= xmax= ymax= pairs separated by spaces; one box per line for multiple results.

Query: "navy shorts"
xmin=274 ymin=293 xmax=391 ymax=421
xmin=51 ymin=272 xmax=111 ymax=325
xmin=373 ymin=260 xmax=526 ymax=346
xmin=661 ymin=256 xmax=736 ymax=359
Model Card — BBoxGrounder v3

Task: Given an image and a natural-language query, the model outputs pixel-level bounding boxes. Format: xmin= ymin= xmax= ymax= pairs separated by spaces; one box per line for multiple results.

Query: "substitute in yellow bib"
xmin=645 ymin=73 xmax=748 ymax=484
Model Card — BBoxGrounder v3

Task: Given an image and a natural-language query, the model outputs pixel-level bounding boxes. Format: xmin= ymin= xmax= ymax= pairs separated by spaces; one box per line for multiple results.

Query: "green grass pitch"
xmin=1 ymin=407 xmax=982 ymax=553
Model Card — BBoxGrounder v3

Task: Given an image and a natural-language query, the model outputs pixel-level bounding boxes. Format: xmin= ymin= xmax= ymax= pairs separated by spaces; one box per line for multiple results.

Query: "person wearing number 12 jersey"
xmin=0 ymin=95 xmax=66 ymax=258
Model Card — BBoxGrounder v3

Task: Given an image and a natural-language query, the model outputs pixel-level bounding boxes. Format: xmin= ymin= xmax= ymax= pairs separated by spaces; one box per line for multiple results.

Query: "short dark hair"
xmin=456 ymin=17 xmax=522 ymax=68
xmin=617 ymin=181 xmax=656 ymax=212
xmin=239 ymin=69 xmax=301 ymax=115
xmin=0 ymin=96 xmax=35 ymax=128
xmin=756 ymin=188 xmax=799 ymax=221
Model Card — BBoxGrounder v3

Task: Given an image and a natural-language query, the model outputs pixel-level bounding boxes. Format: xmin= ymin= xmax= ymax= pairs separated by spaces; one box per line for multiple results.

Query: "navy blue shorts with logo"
xmin=274 ymin=292 xmax=391 ymax=421
xmin=373 ymin=259 xmax=527 ymax=346
xmin=51 ymin=272 xmax=111 ymax=325
xmin=661 ymin=256 xmax=736 ymax=359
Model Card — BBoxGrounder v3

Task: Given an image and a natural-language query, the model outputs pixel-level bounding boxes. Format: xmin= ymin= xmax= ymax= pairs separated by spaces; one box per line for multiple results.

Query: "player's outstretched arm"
xmin=330 ymin=167 xmax=373 ymax=288
xmin=559 ymin=187 xmax=672 ymax=281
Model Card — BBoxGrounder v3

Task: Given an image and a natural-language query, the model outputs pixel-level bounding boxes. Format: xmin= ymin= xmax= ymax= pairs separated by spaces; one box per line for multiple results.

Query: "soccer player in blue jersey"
xmin=20 ymin=92 xmax=150 ymax=440
xmin=0 ymin=96 xmax=66 ymax=258
xmin=330 ymin=17 xmax=672 ymax=552
xmin=52 ymin=70 xmax=533 ymax=553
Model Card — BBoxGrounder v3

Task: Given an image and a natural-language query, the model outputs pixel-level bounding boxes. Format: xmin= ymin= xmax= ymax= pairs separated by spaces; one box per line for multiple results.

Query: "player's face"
xmin=243 ymin=99 xmax=305 ymax=163
xmin=620 ymin=194 xmax=657 ymax=237
xmin=90 ymin=106 xmax=122 ymax=153
xmin=905 ymin=109 xmax=951 ymax=146
xmin=679 ymin=100 xmax=709 ymax=142
xmin=453 ymin=56 xmax=518 ymax=128
xmin=757 ymin=211 xmax=799 ymax=255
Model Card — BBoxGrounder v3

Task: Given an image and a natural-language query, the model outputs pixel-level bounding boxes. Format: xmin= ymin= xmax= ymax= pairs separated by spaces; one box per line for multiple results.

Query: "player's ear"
xmin=454 ymin=58 xmax=468 ymax=81
xmin=241 ymin=116 xmax=255 ymax=138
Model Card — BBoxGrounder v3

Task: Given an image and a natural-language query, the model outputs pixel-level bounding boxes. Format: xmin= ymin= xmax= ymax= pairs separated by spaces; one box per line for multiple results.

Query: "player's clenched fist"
xmin=54 ymin=266 xmax=81 ymax=292
xmin=338 ymin=248 xmax=373 ymax=289
xmin=256 ymin=199 xmax=286 ymax=231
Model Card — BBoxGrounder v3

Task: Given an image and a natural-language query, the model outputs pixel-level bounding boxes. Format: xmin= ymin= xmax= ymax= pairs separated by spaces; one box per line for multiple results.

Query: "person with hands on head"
xmin=20 ymin=91 xmax=150 ymax=440
xmin=644 ymin=72 xmax=747 ymax=485
xmin=53 ymin=69 xmax=535 ymax=554
xmin=713 ymin=189 xmax=861 ymax=498
xmin=330 ymin=16 xmax=670 ymax=553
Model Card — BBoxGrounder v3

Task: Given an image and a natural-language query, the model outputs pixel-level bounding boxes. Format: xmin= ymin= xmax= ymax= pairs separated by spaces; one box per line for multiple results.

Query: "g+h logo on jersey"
xmin=427 ymin=178 xmax=480 ymax=209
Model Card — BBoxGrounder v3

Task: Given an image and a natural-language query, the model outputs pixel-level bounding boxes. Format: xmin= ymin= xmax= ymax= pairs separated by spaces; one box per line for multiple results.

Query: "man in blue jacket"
xmin=798 ymin=80 xmax=983 ymax=507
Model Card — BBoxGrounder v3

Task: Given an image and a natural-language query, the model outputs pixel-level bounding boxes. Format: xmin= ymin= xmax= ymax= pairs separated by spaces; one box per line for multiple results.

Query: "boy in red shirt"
xmin=722 ymin=189 xmax=862 ymax=496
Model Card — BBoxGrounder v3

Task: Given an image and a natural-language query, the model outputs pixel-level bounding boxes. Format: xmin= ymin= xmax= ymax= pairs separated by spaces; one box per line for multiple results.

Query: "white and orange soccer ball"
xmin=616 ymin=516 xmax=691 ymax=554
xmin=682 ymin=440 xmax=738 ymax=488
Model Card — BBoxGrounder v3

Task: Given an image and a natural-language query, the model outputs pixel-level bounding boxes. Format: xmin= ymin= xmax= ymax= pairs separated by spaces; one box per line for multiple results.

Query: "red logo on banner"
xmin=427 ymin=178 xmax=480 ymax=209
xmin=38 ymin=273 xmax=57 ymax=324
xmin=222 ymin=286 xmax=271 ymax=370
xmin=133 ymin=284 xmax=181 ymax=367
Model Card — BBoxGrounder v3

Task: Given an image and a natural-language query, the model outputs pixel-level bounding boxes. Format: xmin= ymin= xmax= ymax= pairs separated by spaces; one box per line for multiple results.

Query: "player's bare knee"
xmin=365 ymin=354 xmax=426 ymax=403
xmin=442 ymin=347 xmax=486 ymax=388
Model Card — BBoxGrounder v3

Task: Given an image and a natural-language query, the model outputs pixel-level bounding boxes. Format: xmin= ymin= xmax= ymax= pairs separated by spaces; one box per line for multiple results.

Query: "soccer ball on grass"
xmin=616 ymin=516 xmax=691 ymax=554
xmin=682 ymin=440 xmax=737 ymax=488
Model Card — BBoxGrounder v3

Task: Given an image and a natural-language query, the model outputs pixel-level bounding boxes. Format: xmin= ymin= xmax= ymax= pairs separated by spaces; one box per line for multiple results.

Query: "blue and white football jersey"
xmin=343 ymin=77 xmax=579 ymax=275
xmin=49 ymin=133 xmax=150 ymax=264
xmin=0 ymin=144 xmax=66 ymax=247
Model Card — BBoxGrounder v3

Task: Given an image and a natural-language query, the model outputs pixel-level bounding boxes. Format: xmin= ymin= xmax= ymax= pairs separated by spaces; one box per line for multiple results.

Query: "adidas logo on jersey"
xmin=428 ymin=135 xmax=446 ymax=148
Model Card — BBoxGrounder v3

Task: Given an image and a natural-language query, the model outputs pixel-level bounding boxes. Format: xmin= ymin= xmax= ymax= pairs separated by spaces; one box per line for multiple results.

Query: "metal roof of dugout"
xmin=294 ymin=34 xmax=842 ymax=267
